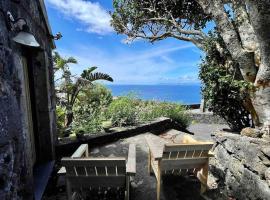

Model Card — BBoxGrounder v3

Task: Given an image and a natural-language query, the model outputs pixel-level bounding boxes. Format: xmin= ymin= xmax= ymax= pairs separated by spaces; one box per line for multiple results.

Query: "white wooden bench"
xmin=145 ymin=135 xmax=213 ymax=200
xmin=61 ymin=143 xmax=136 ymax=200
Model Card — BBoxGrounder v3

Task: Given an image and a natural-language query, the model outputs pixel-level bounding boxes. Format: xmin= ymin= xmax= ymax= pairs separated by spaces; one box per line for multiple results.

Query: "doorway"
xmin=22 ymin=55 xmax=38 ymax=167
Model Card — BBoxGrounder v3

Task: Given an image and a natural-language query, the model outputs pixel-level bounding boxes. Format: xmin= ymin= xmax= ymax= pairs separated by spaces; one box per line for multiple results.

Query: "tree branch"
xmin=197 ymin=0 xmax=257 ymax=82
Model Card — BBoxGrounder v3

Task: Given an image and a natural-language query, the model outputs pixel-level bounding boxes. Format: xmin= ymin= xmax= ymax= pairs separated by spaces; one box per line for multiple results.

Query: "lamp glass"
xmin=12 ymin=31 xmax=40 ymax=47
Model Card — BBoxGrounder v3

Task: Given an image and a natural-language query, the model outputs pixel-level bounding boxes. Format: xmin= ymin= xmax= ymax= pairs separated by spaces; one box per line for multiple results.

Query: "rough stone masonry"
xmin=0 ymin=1 xmax=56 ymax=199
xmin=211 ymin=131 xmax=270 ymax=200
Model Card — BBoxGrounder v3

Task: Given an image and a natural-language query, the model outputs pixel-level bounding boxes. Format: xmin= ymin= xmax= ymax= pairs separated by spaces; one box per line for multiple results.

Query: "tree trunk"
xmin=247 ymin=0 xmax=270 ymax=126
xmin=65 ymin=110 xmax=73 ymax=128
xmin=198 ymin=0 xmax=270 ymax=127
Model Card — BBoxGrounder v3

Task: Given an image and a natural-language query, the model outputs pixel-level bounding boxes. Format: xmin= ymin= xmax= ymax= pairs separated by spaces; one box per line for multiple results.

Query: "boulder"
xmin=240 ymin=127 xmax=263 ymax=138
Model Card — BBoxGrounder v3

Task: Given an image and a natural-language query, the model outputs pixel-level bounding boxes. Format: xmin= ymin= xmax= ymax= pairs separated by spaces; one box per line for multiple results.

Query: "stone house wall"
xmin=0 ymin=1 xmax=56 ymax=199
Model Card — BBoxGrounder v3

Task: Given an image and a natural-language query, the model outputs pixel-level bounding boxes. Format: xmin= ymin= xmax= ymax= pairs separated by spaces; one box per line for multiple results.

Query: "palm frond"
xmin=81 ymin=67 xmax=113 ymax=82
xmin=83 ymin=72 xmax=113 ymax=82
xmin=81 ymin=66 xmax=98 ymax=78
xmin=66 ymin=57 xmax=78 ymax=64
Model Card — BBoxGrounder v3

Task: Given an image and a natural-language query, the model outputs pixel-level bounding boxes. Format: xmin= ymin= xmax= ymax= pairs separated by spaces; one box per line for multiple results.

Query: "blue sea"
xmin=106 ymin=84 xmax=201 ymax=104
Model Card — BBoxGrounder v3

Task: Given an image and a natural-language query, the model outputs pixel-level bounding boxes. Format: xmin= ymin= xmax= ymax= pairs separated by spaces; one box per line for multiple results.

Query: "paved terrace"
xmin=43 ymin=123 xmax=229 ymax=200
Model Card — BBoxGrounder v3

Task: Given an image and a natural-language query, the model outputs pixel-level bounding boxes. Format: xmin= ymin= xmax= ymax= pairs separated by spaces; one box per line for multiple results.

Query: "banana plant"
xmin=53 ymin=52 xmax=113 ymax=128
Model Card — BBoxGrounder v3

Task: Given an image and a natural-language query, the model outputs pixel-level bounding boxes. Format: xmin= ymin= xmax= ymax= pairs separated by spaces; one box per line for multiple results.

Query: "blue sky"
xmin=45 ymin=0 xmax=203 ymax=85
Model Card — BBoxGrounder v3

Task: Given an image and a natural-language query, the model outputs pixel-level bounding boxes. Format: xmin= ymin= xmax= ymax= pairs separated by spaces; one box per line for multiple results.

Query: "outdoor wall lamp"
xmin=6 ymin=11 xmax=40 ymax=48
xmin=51 ymin=32 xmax=63 ymax=40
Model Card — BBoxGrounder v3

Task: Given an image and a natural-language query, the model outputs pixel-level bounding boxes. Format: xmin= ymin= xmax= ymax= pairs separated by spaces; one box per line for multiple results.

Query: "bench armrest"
xmin=58 ymin=144 xmax=89 ymax=175
xmin=71 ymin=144 xmax=89 ymax=158
xmin=145 ymin=135 xmax=165 ymax=161
xmin=126 ymin=144 xmax=136 ymax=176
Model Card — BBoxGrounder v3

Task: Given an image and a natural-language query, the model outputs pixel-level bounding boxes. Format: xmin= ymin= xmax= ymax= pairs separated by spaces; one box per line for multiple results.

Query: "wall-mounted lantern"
xmin=6 ymin=11 xmax=40 ymax=48
xmin=51 ymin=32 xmax=63 ymax=40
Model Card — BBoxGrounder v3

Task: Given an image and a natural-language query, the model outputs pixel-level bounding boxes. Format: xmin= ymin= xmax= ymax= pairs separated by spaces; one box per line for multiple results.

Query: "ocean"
xmin=106 ymin=84 xmax=201 ymax=104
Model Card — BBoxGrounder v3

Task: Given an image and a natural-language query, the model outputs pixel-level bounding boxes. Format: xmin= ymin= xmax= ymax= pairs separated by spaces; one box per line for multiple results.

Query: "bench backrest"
xmin=62 ymin=157 xmax=127 ymax=188
xmin=160 ymin=143 xmax=213 ymax=172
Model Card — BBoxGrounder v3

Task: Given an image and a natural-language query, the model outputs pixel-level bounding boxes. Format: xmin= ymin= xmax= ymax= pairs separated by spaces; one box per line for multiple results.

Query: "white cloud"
xmin=179 ymin=75 xmax=200 ymax=83
xmin=56 ymin=43 xmax=200 ymax=84
xmin=46 ymin=0 xmax=113 ymax=34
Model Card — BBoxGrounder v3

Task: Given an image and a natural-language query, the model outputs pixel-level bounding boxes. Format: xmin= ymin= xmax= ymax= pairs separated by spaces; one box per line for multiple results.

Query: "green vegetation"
xmin=106 ymin=95 xmax=191 ymax=128
xmin=106 ymin=95 xmax=139 ymax=127
xmin=73 ymin=84 xmax=113 ymax=134
xmin=199 ymin=32 xmax=254 ymax=131
xmin=53 ymin=52 xmax=113 ymax=136
xmin=56 ymin=89 xmax=191 ymax=137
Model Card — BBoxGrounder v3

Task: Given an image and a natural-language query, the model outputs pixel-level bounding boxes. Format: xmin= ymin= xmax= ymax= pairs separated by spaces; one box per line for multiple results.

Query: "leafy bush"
xmin=56 ymin=106 xmax=66 ymax=137
xmin=106 ymin=95 xmax=191 ymax=128
xmin=199 ymin=32 xmax=254 ymax=131
xmin=138 ymin=101 xmax=191 ymax=128
xmin=106 ymin=95 xmax=139 ymax=127
xmin=72 ymin=84 xmax=113 ymax=134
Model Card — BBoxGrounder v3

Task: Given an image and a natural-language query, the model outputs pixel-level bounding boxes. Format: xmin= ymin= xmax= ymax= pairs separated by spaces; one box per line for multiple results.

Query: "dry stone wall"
xmin=211 ymin=131 xmax=270 ymax=200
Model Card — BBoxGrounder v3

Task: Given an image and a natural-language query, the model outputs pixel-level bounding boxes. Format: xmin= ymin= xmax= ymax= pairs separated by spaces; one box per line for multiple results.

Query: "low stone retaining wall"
xmin=211 ymin=131 xmax=270 ymax=199
xmin=188 ymin=110 xmax=226 ymax=124
xmin=56 ymin=117 xmax=187 ymax=158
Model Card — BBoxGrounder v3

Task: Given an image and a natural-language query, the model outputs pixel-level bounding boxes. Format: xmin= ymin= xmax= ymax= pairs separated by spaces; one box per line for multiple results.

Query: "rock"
xmin=91 ymin=148 xmax=100 ymax=154
xmin=105 ymin=144 xmax=117 ymax=148
xmin=265 ymin=168 xmax=270 ymax=186
xmin=108 ymin=154 xmax=115 ymax=158
xmin=131 ymin=180 xmax=143 ymax=188
xmin=261 ymin=146 xmax=270 ymax=158
xmin=262 ymin=123 xmax=270 ymax=139
xmin=240 ymin=127 xmax=263 ymax=138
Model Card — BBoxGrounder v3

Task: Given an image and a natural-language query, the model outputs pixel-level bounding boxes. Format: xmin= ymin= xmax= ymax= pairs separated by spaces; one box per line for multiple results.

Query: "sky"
xmin=44 ymin=0 xmax=203 ymax=85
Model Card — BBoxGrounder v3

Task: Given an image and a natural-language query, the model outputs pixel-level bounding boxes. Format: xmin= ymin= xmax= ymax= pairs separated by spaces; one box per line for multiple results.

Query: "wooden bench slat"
xmin=67 ymin=176 xmax=126 ymax=188
xmin=161 ymin=157 xmax=208 ymax=170
xmin=164 ymin=143 xmax=213 ymax=152
xmin=126 ymin=144 xmax=136 ymax=176
xmin=62 ymin=157 xmax=126 ymax=167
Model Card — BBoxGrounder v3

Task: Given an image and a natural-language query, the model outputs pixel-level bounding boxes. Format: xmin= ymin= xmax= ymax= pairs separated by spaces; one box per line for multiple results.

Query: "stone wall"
xmin=211 ymin=131 xmax=270 ymax=199
xmin=56 ymin=117 xmax=185 ymax=158
xmin=0 ymin=1 xmax=56 ymax=199
xmin=188 ymin=110 xmax=226 ymax=124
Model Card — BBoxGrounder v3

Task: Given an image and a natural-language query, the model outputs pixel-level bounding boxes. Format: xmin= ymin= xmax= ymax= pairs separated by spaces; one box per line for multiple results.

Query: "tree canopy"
xmin=112 ymin=0 xmax=210 ymax=48
xmin=111 ymin=0 xmax=270 ymax=129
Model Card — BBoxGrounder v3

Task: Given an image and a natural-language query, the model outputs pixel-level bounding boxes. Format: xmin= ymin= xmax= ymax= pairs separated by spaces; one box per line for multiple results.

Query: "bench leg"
xmin=148 ymin=149 xmax=154 ymax=175
xmin=126 ymin=176 xmax=130 ymax=200
xmin=157 ymin=178 xmax=161 ymax=200
xmin=148 ymin=149 xmax=151 ymax=174
xmin=157 ymin=162 xmax=161 ymax=200
xmin=66 ymin=179 xmax=72 ymax=200
xmin=200 ymin=162 xmax=209 ymax=194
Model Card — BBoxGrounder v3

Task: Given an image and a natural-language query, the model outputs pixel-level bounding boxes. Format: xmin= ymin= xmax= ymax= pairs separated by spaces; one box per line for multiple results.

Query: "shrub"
xmin=106 ymin=96 xmax=139 ymax=126
xmin=138 ymin=101 xmax=191 ymax=129
xmin=56 ymin=106 xmax=66 ymax=137
xmin=106 ymin=95 xmax=191 ymax=129
xmin=72 ymin=84 xmax=113 ymax=134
